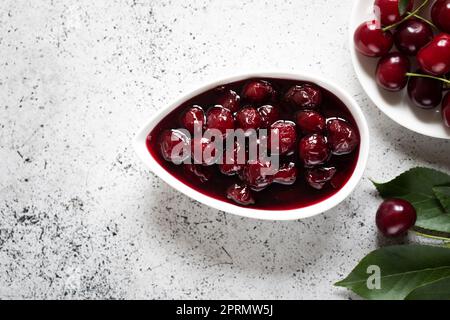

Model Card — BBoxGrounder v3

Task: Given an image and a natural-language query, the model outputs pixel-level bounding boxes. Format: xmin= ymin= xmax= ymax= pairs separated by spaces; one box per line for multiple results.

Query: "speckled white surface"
xmin=0 ymin=0 xmax=449 ymax=300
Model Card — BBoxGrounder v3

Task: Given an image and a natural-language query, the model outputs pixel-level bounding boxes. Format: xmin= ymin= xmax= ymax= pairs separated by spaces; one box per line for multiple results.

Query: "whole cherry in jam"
xmin=296 ymin=110 xmax=326 ymax=134
xmin=236 ymin=106 xmax=262 ymax=131
xmin=431 ymin=0 xmax=450 ymax=33
xmin=184 ymin=164 xmax=214 ymax=183
xmin=191 ymin=136 xmax=219 ymax=166
xmin=219 ymin=141 xmax=245 ymax=176
xmin=258 ymin=105 xmax=280 ymax=128
xmin=374 ymin=0 xmax=414 ymax=26
xmin=273 ymin=162 xmax=298 ymax=185
xmin=180 ymin=105 xmax=205 ymax=133
xmin=270 ymin=120 xmax=298 ymax=155
xmin=299 ymin=134 xmax=330 ymax=167
xmin=206 ymin=105 xmax=235 ymax=135
xmin=327 ymin=119 xmax=359 ymax=155
xmin=239 ymin=159 xmax=276 ymax=191
xmin=217 ymin=89 xmax=240 ymax=113
xmin=284 ymin=84 xmax=322 ymax=109
xmin=305 ymin=167 xmax=337 ymax=190
xmin=407 ymin=71 xmax=443 ymax=109
xmin=394 ymin=18 xmax=434 ymax=56
xmin=376 ymin=52 xmax=410 ymax=91
xmin=354 ymin=20 xmax=394 ymax=57
xmin=376 ymin=198 xmax=417 ymax=237
xmin=417 ymin=33 xmax=450 ymax=76
xmin=442 ymin=92 xmax=450 ymax=127
xmin=159 ymin=129 xmax=190 ymax=163
xmin=242 ymin=80 xmax=274 ymax=104
xmin=226 ymin=184 xmax=255 ymax=206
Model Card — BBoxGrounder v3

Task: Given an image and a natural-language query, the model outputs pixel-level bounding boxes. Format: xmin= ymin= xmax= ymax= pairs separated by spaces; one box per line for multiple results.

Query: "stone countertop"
xmin=0 ymin=0 xmax=449 ymax=299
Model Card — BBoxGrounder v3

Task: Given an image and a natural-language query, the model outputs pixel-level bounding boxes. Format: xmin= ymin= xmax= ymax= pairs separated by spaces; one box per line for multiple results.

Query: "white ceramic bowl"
xmin=134 ymin=72 xmax=369 ymax=220
xmin=349 ymin=0 xmax=450 ymax=140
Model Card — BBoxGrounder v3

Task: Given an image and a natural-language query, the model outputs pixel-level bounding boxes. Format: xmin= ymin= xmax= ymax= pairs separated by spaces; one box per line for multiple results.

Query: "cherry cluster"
xmin=354 ymin=0 xmax=450 ymax=127
xmin=158 ymin=79 xmax=360 ymax=206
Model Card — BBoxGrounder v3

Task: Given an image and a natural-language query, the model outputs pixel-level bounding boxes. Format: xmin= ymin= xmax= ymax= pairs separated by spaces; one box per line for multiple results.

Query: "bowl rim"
xmin=133 ymin=71 xmax=370 ymax=221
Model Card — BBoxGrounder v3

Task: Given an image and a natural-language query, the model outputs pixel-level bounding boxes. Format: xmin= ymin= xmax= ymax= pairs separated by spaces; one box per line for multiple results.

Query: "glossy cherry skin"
xmin=180 ymin=105 xmax=205 ymax=133
xmin=258 ymin=105 xmax=280 ymax=128
xmin=326 ymin=119 xmax=360 ymax=155
xmin=354 ymin=20 xmax=394 ymax=57
xmin=206 ymin=105 xmax=235 ymax=135
xmin=269 ymin=120 xmax=298 ymax=155
xmin=284 ymin=84 xmax=322 ymax=109
xmin=374 ymin=0 xmax=414 ymax=26
xmin=442 ymin=92 xmax=450 ymax=127
xmin=376 ymin=52 xmax=410 ymax=91
xmin=394 ymin=18 xmax=434 ymax=56
xmin=299 ymin=134 xmax=330 ymax=167
xmin=305 ymin=167 xmax=337 ymax=190
xmin=432 ymin=0 xmax=450 ymax=33
xmin=417 ymin=33 xmax=450 ymax=76
xmin=191 ymin=137 xmax=219 ymax=166
xmin=217 ymin=89 xmax=240 ymax=113
xmin=159 ymin=129 xmax=191 ymax=163
xmin=273 ymin=162 xmax=298 ymax=185
xmin=407 ymin=72 xmax=443 ymax=109
xmin=376 ymin=198 xmax=417 ymax=237
xmin=236 ymin=106 xmax=262 ymax=131
xmin=219 ymin=141 xmax=245 ymax=176
xmin=295 ymin=110 xmax=326 ymax=134
xmin=242 ymin=80 xmax=274 ymax=104
xmin=226 ymin=183 xmax=255 ymax=206
xmin=239 ymin=160 xmax=276 ymax=191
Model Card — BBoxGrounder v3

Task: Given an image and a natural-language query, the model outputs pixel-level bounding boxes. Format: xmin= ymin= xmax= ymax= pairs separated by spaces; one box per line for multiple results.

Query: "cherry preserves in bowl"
xmin=134 ymin=73 xmax=369 ymax=220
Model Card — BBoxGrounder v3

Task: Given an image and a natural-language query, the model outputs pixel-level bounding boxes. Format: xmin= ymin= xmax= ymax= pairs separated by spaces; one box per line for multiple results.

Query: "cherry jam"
xmin=146 ymin=78 xmax=360 ymax=210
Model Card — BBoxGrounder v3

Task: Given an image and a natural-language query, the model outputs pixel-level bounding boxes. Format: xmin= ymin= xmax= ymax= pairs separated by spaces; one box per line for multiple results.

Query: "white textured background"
xmin=0 ymin=0 xmax=449 ymax=299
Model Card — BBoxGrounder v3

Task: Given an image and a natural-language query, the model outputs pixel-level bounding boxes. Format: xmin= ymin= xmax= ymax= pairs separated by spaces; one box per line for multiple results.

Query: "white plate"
xmin=349 ymin=0 xmax=450 ymax=139
xmin=134 ymin=71 xmax=369 ymax=221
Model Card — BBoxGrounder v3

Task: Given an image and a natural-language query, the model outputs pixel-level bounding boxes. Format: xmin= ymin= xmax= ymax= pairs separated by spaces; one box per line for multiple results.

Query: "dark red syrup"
xmin=146 ymin=77 xmax=360 ymax=210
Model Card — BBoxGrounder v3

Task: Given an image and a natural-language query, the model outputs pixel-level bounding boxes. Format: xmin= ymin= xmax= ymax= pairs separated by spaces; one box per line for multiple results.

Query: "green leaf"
xmin=405 ymin=276 xmax=450 ymax=300
xmin=434 ymin=186 xmax=450 ymax=212
xmin=398 ymin=0 xmax=410 ymax=15
xmin=335 ymin=245 xmax=450 ymax=300
xmin=373 ymin=167 xmax=450 ymax=235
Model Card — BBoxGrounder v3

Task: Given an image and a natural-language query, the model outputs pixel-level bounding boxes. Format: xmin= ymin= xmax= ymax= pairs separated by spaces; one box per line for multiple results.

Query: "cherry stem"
xmin=406 ymin=72 xmax=450 ymax=85
xmin=382 ymin=0 xmax=430 ymax=32
xmin=408 ymin=12 xmax=438 ymax=29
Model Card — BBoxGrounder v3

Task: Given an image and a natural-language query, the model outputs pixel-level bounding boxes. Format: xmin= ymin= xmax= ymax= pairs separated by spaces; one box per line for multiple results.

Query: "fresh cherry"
xmin=242 ymin=80 xmax=274 ymax=104
xmin=159 ymin=129 xmax=190 ymax=163
xmin=270 ymin=120 xmax=298 ymax=155
xmin=354 ymin=20 xmax=394 ymax=57
xmin=284 ymin=84 xmax=322 ymax=109
xmin=374 ymin=0 xmax=414 ymax=26
xmin=273 ymin=162 xmax=298 ymax=185
xmin=417 ymin=33 xmax=450 ymax=76
xmin=226 ymin=183 xmax=255 ymax=206
xmin=431 ymin=0 xmax=450 ymax=33
xmin=376 ymin=52 xmax=410 ymax=91
xmin=258 ymin=105 xmax=280 ymax=128
xmin=299 ymin=134 xmax=330 ymax=167
xmin=295 ymin=110 xmax=326 ymax=134
xmin=327 ymin=119 xmax=359 ymax=155
xmin=236 ymin=106 xmax=262 ymax=131
xmin=184 ymin=164 xmax=213 ymax=183
xmin=394 ymin=18 xmax=434 ymax=56
xmin=442 ymin=92 xmax=450 ymax=127
xmin=206 ymin=105 xmax=235 ymax=135
xmin=180 ymin=105 xmax=205 ymax=133
xmin=376 ymin=198 xmax=417 ymax=237
xmin=217 ymin=89 xmax=240 ymax=113
xmin=239 ymin=160 xmax=276 ymax=191
xmin=305 ymin=167 xmax=337 ymax=190
xmin=407 ymin=71 xmax=443 ymax=109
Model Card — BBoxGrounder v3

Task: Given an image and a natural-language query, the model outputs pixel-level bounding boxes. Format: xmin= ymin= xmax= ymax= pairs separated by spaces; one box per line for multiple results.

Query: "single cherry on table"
xmin=376 ymin=198 xmax=417 ymax=237
xmin=147 ymin=78 xmax=360 ymax=209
